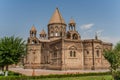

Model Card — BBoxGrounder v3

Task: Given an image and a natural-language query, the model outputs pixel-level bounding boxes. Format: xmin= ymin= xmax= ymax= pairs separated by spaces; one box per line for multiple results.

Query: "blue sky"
xmin=0 ymin=0 xmax=120 ymax=45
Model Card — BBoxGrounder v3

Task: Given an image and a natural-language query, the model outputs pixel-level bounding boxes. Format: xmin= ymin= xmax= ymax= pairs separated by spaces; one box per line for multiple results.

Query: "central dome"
xmin=48 ymin=8 xmax=66 ymax=25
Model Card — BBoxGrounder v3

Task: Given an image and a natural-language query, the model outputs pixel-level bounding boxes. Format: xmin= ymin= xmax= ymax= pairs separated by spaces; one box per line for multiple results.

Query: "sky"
xmin=0 ymin=0 xmax=120 ymax=45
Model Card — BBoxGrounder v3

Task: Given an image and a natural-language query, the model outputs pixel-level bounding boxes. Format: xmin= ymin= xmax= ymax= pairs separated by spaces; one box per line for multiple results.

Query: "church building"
xmin=24 ymin=8 xmax=112 ymax=70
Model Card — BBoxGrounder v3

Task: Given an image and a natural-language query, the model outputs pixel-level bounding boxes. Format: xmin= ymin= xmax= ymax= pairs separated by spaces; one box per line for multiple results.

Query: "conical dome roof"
xmin=30 ymin=25 xmax=37 ymax=32
xmin=69 ymin=18 xmax=76 ymax=27
xmin=69 ymin=18 xmax=76 ymax=24
xmin=40 ymin=29 xmax=46 ymax=35
xmin=48 ymin=8 xmax=66 ymax=25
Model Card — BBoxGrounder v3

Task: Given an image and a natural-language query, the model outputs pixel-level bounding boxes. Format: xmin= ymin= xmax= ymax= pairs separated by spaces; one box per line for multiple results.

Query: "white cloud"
xmin=82 ymin=29 xmax=93 ymax=39
xmin=80 ymin=23 xmax=120 ymax=46
xmin=81 ymin=23 xmax=94 ymax=30
xmin=100 ymin=36 xmax=120 ymax=46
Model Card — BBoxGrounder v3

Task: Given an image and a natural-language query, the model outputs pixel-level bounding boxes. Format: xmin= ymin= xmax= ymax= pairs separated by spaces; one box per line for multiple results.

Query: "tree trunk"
xmin=5 ymin=65 xmax=9 ymax=76
xmin=1 ymin=66 xmax=4 ymax=71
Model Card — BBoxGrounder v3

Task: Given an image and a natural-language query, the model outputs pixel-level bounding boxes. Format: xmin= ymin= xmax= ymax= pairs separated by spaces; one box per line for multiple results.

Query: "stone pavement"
xmin=9 ymin=68 xmax=109 ymax=76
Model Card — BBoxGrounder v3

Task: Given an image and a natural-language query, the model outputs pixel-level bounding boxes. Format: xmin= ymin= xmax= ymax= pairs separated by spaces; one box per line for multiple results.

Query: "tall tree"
xmin=0 ymin=36 xmax=26 ymax=76
xmin=104 ymin=42 xmax=120 ymax=80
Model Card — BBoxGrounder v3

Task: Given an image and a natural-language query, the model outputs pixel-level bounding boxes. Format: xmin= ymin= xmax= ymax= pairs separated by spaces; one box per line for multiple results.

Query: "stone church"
xmin=24 ymin=8 xmax=112 ymax=70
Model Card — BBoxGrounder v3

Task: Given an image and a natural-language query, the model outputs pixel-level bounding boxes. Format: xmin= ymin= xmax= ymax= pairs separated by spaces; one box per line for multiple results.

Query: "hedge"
xmin=0 ymin=72 xmax=112 ymax=80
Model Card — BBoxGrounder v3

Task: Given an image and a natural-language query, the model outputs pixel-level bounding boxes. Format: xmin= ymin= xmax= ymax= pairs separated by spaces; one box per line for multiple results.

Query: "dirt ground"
xmin=9 ymin=68 xmax=109 ymax=76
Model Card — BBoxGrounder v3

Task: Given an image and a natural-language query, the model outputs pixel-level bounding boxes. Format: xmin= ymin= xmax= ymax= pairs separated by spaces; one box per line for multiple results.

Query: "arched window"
xmin=70 ymin=51 xmax=76 ymax=57
xmin=70 ymin=51 xmax=72 ymax=57
xmin=73 ymin=51 xmax=76 ymax=57
xmin=55 ymin=32 xmax=57 ymax=36
xmin=32 ymin=52 xmax=36 ymax=64
xmin=50 ymin=26 xmax=54 ymax=30
xmin=32 ymin=41 xmax=35 ymax=44
xmin=67 ymin=33 xmax=71 ymax=39
xmin=55 ymin=32 xmax=60 ymax=36
xmin=72 ymin=34 xmax=78 ymax=40
xmin=96 ymin=50 xmax=99 ymax=57
xmin=50 ymin=31 xmax=54 ymax=36
xmin=32 ymin=40 xmax=37 ymax=44
xmin=55 ymin=26 xmax=58 ymax=29
xmin=44 ymin=56 xmax=46 ymax=63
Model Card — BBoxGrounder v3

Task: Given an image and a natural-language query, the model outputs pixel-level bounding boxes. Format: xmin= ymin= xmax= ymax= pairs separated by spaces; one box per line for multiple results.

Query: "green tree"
xmin=104 ymin=42 xmax=120 ymax=80
xmin=0 ymin=36 xmax=26 ymax=76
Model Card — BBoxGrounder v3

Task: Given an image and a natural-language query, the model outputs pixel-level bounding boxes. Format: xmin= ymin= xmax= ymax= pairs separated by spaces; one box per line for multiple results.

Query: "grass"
xmin=0 ymin=75 xmax=113 ymax=80
xmin=29 ymin=75 xmax=113 ymax=80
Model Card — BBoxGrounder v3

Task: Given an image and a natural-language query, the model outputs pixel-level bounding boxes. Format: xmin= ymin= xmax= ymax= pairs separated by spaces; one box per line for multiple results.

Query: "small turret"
xmin=28 ymin=25 xmax=39 ymax=44
xmin=30 ymin=25 xmax=37 ymax=37
xmin=69 ymin=18 xmax=76 ymax=31
xmin=39 ymin=29 xmax=47 ymax=39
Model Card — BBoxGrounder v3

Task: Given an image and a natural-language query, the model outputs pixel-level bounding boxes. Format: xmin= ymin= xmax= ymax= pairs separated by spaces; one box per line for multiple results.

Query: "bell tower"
xmin=67 ymin=18 xmax=81 ymax=40
xmin=39 ymin=29 xmax=47 ymax=39
xmin=48 ymin=8 xmax=67 ymax=39
xmin=28 ymin=25 xmax=39 ymax=44
xmin=30 ymin=25 xmax=37 ymax=38
xmin=69 ymin=18 xmax=76 ymax=31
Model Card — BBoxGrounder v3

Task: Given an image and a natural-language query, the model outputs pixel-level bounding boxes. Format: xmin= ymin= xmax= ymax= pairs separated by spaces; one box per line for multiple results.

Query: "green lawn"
xmin=29 ymin=75 xmax=113 ymax=80
xmin=0 ymin=75 xmax=113 ymax=80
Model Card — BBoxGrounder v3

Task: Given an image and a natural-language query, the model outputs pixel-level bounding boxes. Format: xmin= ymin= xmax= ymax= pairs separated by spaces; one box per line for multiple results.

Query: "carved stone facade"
xmin=24 ymin=8 xmax=112 ymax=70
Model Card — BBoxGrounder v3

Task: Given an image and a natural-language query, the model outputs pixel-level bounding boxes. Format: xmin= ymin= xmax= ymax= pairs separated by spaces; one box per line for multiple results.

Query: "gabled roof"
xmin=48 ymin=8 xmax=66 ymax=25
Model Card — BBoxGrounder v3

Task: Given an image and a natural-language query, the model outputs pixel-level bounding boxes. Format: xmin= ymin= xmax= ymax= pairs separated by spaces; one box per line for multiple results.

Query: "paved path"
xmin=9 ymin=68 xmax=110 ymax=76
